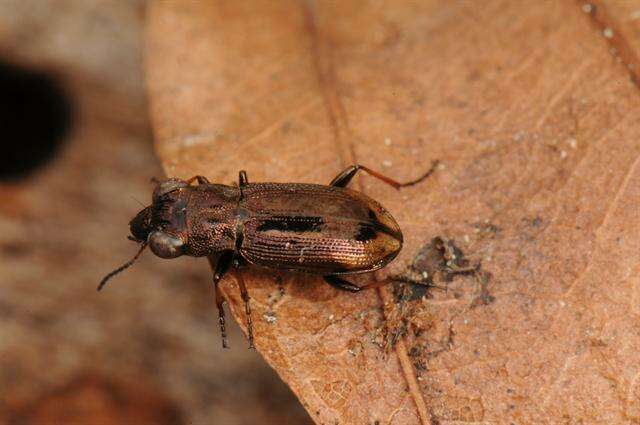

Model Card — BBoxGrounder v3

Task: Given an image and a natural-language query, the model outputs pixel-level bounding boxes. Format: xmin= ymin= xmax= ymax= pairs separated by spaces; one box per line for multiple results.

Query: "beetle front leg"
xmin=186 ymin=175 xmax=211 ymax=185
xmin=207 ymin=252 xmax=233 ymax=348
xmin=231 ymin=259 xmax=254 ymax=349
xmin=330 ymin=160 xmax=439 ymax=189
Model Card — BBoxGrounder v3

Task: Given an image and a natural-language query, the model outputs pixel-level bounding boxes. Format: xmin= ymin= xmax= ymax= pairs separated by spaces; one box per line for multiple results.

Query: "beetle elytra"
xmin=99 ymin=162 xmax=438 ymax=348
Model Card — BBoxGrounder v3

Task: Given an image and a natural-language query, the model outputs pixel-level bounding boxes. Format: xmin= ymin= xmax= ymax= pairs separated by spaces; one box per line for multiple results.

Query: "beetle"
xmin=99 ymin=162 xmax=438 ymax=348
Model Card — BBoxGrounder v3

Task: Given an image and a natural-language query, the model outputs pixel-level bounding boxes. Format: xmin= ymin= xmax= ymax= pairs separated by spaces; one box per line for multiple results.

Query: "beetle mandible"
xmin=99 ymin=162 xmax=438 ymax=348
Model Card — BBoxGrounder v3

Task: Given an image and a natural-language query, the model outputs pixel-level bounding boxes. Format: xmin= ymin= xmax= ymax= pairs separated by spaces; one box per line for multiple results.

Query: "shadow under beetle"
xmin=99 ymin=162 xmax=438 ymax=348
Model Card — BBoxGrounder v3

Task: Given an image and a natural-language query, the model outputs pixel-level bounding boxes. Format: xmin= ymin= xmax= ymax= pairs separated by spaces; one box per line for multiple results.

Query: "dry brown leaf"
xmin=146 ymin=1 xmax=640 ymax=423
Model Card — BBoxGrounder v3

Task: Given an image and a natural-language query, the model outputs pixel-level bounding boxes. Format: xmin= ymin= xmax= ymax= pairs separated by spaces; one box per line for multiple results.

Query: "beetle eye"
xmin=148 ymin=231 xmax=184 ymax=259
xmin=129 ymin=207 xmax=152 ymax=242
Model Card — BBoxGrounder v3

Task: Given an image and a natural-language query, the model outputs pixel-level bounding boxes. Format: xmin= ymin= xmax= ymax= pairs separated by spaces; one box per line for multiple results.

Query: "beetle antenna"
xmin=97 ymin=242 xmax=147 ymax=291
xmin=131 ymin=196 xmax=146 ymax=208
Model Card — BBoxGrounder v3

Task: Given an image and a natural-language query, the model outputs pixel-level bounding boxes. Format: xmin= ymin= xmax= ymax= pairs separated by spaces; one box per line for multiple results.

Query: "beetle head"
xmin=145 ymin=178 xmax=190 ymax=259
xmin=98 ymin=178 xmax=191 ymax=291
xmin=128 ymin=202 xmax=186 ymax=260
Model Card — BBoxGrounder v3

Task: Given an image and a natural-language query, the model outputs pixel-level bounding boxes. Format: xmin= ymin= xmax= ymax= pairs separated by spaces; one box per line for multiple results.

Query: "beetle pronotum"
xmin=99 ymin=162 xmax=438 ymax=348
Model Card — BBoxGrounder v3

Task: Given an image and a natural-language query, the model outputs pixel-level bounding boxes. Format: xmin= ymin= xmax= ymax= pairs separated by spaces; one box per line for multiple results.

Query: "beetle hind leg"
xmin=186 ymin=175 xmax=211 ymax=185
xmin=324 ymin=275 xmax=362 ymax=292
xmin=325 ymin=275 xmax=392 ymax=292
xmin=330 ymin=160 xmax=439 ymax=189
xmin=329 ymin=166 xmax=361 ymax=188
xmin=355 ymin=280 xmax=389 ymax=290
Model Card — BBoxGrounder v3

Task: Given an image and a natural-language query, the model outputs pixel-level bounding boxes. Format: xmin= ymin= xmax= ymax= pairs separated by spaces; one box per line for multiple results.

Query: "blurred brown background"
xmin=0 ymin=1 xmax=311 ymax=424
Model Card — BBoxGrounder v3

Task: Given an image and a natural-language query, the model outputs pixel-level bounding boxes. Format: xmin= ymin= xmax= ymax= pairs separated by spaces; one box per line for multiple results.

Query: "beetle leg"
xmin=207 ymin=252 xmax=233 ymax=349
xmin=185 ymin=175 xmax=211 ymax=185
xmin=330 ymin=160 xmax=439 ymax=189
xmin=238 ymin=171 xmax=249 ymax=201
xmin=324 ymin=275 xmax=362 ymax=292
xmin=238 ymin=170 xmax=249 ymax=187
xmin=354 ymin=280 xmax=390 ymax=290
xmin=231 ymin=260 xmax=254 ymax=349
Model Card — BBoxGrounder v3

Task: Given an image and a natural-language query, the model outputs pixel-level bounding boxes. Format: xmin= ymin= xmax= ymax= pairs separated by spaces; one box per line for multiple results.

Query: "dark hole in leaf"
xmin=0 ymin=59 xmax=73 ymax=181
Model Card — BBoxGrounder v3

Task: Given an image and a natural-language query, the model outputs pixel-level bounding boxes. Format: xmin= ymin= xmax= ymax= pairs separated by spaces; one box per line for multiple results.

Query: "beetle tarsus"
xmin=218 ymin=302 xmax=228 ymax=349
xmin=208 ymin=253 xmax=233 ymax=348
xmin=233 ymin=266 xmax=254 ymax=349
xmin=324 ymin=275 xmax=362 ymax=292
xmin=215 ymin=282 xmax=229 ymax=349
xmin=397 ymin=159 xmax=440 ymax=188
